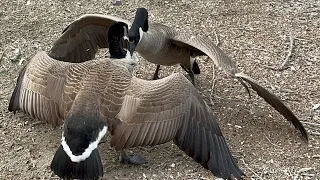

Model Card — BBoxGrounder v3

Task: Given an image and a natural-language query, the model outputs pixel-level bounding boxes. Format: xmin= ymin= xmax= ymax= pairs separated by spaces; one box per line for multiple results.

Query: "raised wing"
xmin=8 ymin=51 xmax=91 ymax=127
xmin=105 ymin=73 xmax=244 ymax=179
xmin=49 ymin=14 xmax=130 ymax=62
xmin=172 ymin=34 xmax=239 ymax=76
xmin=172 ymin=35 xmax=308 ymax=141
xmin=9 ymin=52 xmax=68 ymax=126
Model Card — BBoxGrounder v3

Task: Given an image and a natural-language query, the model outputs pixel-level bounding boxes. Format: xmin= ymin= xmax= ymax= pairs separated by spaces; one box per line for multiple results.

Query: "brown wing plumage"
xmin=48 ymin=14 xmax=130 ymax=62
xmin=235 ymin=72 xmax=308 ymax=141
xmin=9 ymin=52 xmax=69 ymax=126
xmin=172 ymin=35 xmax=239 ymax=76
xmin=8 ymin=51 xmax=97 ymax=127
xmin=104 ymin=73 xmax=244 ymax=179
xmin=171 ymin=35 xmax=308 ymax=141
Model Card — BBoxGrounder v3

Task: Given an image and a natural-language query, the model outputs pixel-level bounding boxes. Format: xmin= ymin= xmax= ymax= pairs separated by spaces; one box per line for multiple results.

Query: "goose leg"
xmin=119 ymin=150 xmax=147 ymax=165
xmin=180 ymin=64 xmax=195 ymax=85
xmin=189 ymin=71 xmax=195 ymax=85
xmin=152 ymin=65 xmax=161 ymax=80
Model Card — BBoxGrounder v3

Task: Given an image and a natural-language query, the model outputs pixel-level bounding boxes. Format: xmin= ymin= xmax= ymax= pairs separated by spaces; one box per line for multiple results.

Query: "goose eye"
xmin=128 ymin=38 xmax=135 ymax=43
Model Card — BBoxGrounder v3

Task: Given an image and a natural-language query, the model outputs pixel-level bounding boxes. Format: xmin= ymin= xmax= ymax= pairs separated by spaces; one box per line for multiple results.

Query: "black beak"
xmin=128 ymin=41 xmax=136 ymax=56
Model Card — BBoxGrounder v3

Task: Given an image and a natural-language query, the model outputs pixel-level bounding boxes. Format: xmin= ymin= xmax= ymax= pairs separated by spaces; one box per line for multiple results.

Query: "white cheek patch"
xmin=123 ymin=26 xmax=128 ymax=37
xmin=61 ymin=126 xmax=108 ymax=163
xmin=138 ymin=27 xmax=144 ymax=44
xmin=125 ymin=50 xmax=132 ymax=60
xmin=190 ymin=57 xmax=195 ymax=69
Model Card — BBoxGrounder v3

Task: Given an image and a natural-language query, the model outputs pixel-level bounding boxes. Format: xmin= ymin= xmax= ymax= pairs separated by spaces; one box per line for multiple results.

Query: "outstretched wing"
xmin=9 ymin=52 xmax=68 ymax=126
xmin=8 ymin=51 xmax=90 ymax=127
xmin=235 ymin=72 xmax=308 ymax=141
xmin=49 ymin=14 xmax=130 ymax=62
xmin=103 ymin=73 xmax=244 ymax=179
xmin=172 ymin=35 xmax=308 ymax=141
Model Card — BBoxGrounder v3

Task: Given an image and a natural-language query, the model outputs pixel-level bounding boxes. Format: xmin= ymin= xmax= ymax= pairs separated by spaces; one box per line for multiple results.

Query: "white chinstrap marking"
xmin=138 ymin=27 xmax=144 ymax=44
xmin=123 ymin=26 xmax=128 ymax=37
xmin=61 ymin=126 xmax=108 ymax=163
xmin=190 ymin=57 xmax=195 ymax=70
xmin=125 ymin=50 xmax=132 ymax=60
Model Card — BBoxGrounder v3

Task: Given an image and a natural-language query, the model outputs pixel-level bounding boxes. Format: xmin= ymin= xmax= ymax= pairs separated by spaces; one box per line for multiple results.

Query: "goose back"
xmin=136 ymin=23 xmax=192 ymax=66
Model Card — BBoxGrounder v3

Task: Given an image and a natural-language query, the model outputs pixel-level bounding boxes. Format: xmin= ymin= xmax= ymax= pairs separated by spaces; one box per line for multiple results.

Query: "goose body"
xmin=9 ymin=51 xmax=244 ymax=179
xmin=134 ymin=23 xmax=191 ymax=66
xmin=127 ymin=8 xmax=239 ymax=83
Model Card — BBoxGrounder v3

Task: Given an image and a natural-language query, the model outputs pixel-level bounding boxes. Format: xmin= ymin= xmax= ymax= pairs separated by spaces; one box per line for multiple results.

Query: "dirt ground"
xmin=0 ymin=0 xmax=319 ymax=179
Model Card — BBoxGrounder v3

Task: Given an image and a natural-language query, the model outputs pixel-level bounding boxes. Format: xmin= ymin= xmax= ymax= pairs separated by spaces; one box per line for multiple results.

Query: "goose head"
xmin=127 ymin=8 xmax=148 ymax=56
xmin=108 ymin=22 xmax=129 ymax=59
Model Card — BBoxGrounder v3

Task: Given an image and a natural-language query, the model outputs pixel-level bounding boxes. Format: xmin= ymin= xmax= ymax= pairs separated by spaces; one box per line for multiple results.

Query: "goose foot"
xmin=180 ymin=64 xmax=195 ymax=85
xmin=119 ymin=150 xmax=147 ymax=165
xmin=152 ymin=74 xmax=160 ymax=80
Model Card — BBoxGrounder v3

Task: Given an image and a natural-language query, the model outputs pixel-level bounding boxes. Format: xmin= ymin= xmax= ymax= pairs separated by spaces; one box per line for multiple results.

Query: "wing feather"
xmin=108 ymin=73 xmax=244 ymax=179
xmin=9 ymin=52 xmax=74 ymax=126
xmin=235 ymin=72 xmax=308 ymax=141
xmin=172 ymin=35 xmax=308 ymax=141
xmin=48 ymin=14 xmax=130 ymax=62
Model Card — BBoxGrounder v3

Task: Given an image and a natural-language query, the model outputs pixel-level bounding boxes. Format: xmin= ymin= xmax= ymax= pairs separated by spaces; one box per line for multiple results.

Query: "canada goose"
xmin=127 ymin=8 xmax=239 ymax=83
xmin=126 ymin=8 xmax=309 ymax=141
xmin=48 ymin=14 xmax=130 ymax=62
xmin=8 ymin=23 xmax=244 ymax=179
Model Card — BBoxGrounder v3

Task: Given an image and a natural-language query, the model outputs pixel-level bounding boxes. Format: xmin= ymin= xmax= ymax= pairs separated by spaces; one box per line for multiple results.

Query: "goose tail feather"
xmin=50 ymin=145 xmax=103 ymax=179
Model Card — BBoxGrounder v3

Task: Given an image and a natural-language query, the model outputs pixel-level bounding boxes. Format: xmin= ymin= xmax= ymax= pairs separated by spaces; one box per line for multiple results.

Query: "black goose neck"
xmin=108 ymin=23 xmax=127 ymax=59
xmin=128 ymin=8 xmax=148 ymax=37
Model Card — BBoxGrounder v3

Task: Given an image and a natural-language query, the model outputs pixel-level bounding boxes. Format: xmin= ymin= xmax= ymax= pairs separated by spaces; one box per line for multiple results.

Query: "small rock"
xmin=15 ymin=146 xmax=23 ymax=152
xmin=112 ymin=0 xmax=121 ymax=6
xmin=169 ymin=163 xmax=175 ymax=168
xmin=234 ymin=125 xmax=242 ymax=129
xmin=312 ymin=104 xmax=320 ymax=110
xmin=9 ymin=48 xmax=21 ymax=63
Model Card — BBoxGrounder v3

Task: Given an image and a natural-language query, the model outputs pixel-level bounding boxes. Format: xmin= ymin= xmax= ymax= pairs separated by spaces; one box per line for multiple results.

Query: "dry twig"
xmin=293 ymin=167 xmax=314 ymax=180
xmin=264 ymin=34 xmax=295 ymax=71
xmin=214 ymin=30 xmax=220 ymax=46
xmin=264 ymin=134 xmax=282 ymax=149
xmin=241 ymin=159 xmax=264 ymax=180
xmin=309 ymin=131 xmax=320 ymax=136
xmin=300 ymin=121 xmax=320 ymax=127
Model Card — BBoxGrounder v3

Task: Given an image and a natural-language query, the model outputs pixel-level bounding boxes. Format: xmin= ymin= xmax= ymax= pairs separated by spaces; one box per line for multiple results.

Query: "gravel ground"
xmin=0 ymin=0 xmax=319 ymax=179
